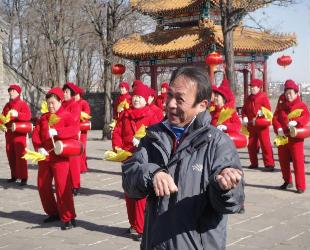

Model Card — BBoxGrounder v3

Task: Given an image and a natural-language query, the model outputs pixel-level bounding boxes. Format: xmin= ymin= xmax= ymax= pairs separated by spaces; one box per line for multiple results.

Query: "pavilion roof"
xmin=113 ymin=26 xmax=297 ymax=60
xmin=131 ymin=0 xmax=266 ymax=15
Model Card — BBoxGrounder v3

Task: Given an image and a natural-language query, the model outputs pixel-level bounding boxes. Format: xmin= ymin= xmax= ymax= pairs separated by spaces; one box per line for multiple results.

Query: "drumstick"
xmin=48 ymin=125 xmax=56 ymax=148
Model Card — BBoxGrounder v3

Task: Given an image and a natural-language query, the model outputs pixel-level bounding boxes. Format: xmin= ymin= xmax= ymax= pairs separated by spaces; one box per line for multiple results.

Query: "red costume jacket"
xmin=241 ymin=92 xmax=271 ymax=130
xmin=113 ymin=93 xmax=132 ymax=119
xmin=155 ymin=93 xmax=167 ymax=112
xmin=32 ymin=106 xmax=80 ymax=160
xmin=148 ymin=103 xmax=164 ymax=124
xmin=2 ymin=96 xmax=31 ymax=133
xmin=211 ymin=105 xmax=241 ymax=133
xmin=273 ymin=95 xmax=310 ymax=141
xmin=112 ymin=106 xmax=158 ymax=152
xmin=62 ymin=98 xmax=81 ymax=124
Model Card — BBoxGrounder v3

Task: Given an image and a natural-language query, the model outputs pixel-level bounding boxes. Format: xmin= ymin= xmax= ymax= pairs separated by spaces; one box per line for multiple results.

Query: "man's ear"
xmin=198 ymin=99 xmax=209 ymax=112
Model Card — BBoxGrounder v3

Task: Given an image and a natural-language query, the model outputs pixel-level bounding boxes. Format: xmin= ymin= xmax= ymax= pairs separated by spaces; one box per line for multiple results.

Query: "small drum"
xmin=228 ymin=132 xmax=248 ymax=148
xmin=253 ymin=118 xmax=271 ymax=128
xmin=54 ymin=139 xmax=84 ymax=157
xmin=11 ymin=122 xmax=33 ymax=134
xmin=290 ymin=126 xmax=310 ymax=139
xmin=80 ymin=121 xmax=91 ymax=132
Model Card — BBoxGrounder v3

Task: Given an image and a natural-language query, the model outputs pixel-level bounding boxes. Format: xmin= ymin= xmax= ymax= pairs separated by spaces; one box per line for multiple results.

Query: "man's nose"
xmin=166 ymin=97 xmax=177 ymax=109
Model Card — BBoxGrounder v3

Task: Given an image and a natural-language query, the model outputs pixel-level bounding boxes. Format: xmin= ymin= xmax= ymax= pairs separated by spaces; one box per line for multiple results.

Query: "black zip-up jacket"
xmin=122 ymin=111 xmax=245 ymax=250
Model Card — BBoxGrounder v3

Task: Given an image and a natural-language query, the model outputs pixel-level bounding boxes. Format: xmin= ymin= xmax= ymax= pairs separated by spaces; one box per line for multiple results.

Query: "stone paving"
xmin=0 ymin=130 xmax=309 ymax=250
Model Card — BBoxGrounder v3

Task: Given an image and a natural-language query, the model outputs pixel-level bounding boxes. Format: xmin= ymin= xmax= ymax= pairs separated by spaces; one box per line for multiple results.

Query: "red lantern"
xmin=112 ymin=64 xmax=126 ymax=75
xmin=277 ymin=55 xmax=292 ymax=68
xmin=205 ymin=52 xmax=224 ymax=65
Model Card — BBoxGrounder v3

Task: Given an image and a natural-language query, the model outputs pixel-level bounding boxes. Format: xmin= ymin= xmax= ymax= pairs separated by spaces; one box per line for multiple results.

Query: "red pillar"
xmin=150 ymin=65 xmax=157 ymax=90
xmin=135 ymin=64 xmax=141 ymax=80
xmin=250 ymin=61 xmax=256 ymax=81
xmin=243 ymin=69 xmax=249 ymax=101
xmin=263 ymin=60 xmax=268 ymax=93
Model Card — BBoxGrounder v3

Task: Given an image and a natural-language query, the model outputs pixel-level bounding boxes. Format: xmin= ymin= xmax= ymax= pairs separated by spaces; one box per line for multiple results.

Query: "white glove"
xmin=242 ymin=117 xmax=248 ymax=126
xmin=10 ymin=109 xmax=18 ymax=117
xmin=257 ymin=110 xmax=264 ymax=117
xmin=217 ymin=125 xmax=227 ymax=131
xmin=132 ymin=137 xmax=140 ymax=147
xmin=49 ymin=128 xmax=58 ymax=137
xmin=288 ymin=120 xmax=297 ymax=128
xmin=38 ymin=147 xmax=49 ymax=156
xmin=277 ymin=128 xmax=284 ymax=137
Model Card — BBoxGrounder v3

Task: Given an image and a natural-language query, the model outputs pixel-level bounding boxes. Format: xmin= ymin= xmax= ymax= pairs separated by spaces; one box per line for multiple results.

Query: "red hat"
xmin=148 ymin=87 xmax=157 ymax=97
xmin=161 ymin=82 xmax=169 ymax=89
xmin=132 ymin=80 xmax=144 ymax=89
xmin=47 ymin=87 xmax=64 ymax=101
xmin=63 ymin=82 xmax=79 ymax=95
xmin=250 ymin=79 xmax=263 ymax=87
xmin=119 ymin=81 xmax=130 ymax=91
xmin=133 ymin=84 xmax=150 ymax=101
xmin=284 ymin=79 xmax=299 ymax=92
xmin=8 ymin=84 xmax=22 ymax=94
xmin=214 ymin=79 xmax=233 ymax=103
xmin=77 ymin=86 xmax=85 ymax=95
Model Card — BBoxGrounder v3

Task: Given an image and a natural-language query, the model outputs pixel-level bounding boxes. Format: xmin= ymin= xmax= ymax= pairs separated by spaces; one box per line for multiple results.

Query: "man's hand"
xmin=9 ymin=109 xmax=18 ymax=117
xmin=153 ymin=171 xmax=178 ymax=197
xmin=216 ymin=168 xmax=243 ymax=191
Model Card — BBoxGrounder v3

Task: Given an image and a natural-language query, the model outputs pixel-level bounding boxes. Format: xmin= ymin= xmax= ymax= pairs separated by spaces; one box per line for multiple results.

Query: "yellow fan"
xmin=22 ymin=148 xmax=46 ymax=163
xmin=288 ymin=109 xmax=303 ymax=120
xmin=80 ymin=111 xmax=92 ymax=121
xmin=208 ymin=105 xmax=215 ymax=112
xmin=274 ymin=136 xmax=288 ymax=147
xmin=216 ymin=108 xmax=235 ymax=125
xmin=0 ymin=124 xmax=7 ymax=132
xmin=48 ymin=114 xmax=60 ymax=127
xmin=0 ymin=112 xmax=11 ymax=124
xmin=261 ymin=107 xmax=273 ymax=121
xmin=104 ymin=148 xmax=132 ymax=162
xmin=117 ymin=99 xmax=130 ymax=113
xmin=134 ymin=125 xmax=147 ymax=139
xmin=241 ymin=125 xmax=249 ymax=136
xmin=40 ymin=101 xmax=48 ymax=114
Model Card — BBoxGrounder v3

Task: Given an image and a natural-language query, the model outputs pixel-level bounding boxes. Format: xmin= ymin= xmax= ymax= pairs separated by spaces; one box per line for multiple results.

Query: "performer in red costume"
xmin=241 ymin=79 xmax=275 ymax=171
xmin=1 ymin=84 xmax=31 ymax=185
xmin=211 ymin=79 xmax=241 ymax=133
xmin=272 ymin=80 xmax=310 ymax=193
xmin=32 ymin=87 xmax=79 ymax=230
xmin=62 ymin=82 xmax=81 ymax=195
xmin=112 ymin=84 xmax=158 ymax=240
xmin=113 ymin=81 xmax=132 ymax=120
xmin=147 ymin=87 xmax=164 ymax=123
xmin=155 ymin=82 xmax=169 ymax=113
xmin=75 ymin=86 xmax=91 ymax=173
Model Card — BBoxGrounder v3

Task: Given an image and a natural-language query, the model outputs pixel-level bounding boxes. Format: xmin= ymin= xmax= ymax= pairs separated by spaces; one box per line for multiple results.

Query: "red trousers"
xmin=125 ymin=193 xmax=146 ymax=234
xmin=69 ymin=155 xmax=81 ymax=189
xmin=5 ymin=134 xmax=28 ymax=179
xmin=278 ymin=140 xmax=306 ymax=191
xmin=37 ymin=159 xmax=76 ymax=222
xmin=80 ymin=132 xmax=88 ymax=173
xmin=247 ymin=127 xmax=275 ymax=167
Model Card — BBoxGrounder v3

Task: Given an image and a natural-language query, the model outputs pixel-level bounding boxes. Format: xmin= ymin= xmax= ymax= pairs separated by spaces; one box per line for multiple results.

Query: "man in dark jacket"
xmin=122 ymin=66 xmax=245 ymax=250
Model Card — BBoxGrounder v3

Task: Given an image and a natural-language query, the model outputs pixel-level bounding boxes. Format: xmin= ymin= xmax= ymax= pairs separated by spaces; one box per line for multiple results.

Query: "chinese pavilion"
xmin=113 ymin=0 xmax=297 ymax=101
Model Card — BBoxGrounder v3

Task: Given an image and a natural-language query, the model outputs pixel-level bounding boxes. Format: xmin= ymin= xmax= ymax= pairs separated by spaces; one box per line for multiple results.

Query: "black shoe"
xmin=72 ymin=188 xmax=79 ymax=196
xmin=248 ymin=165 xmax=258 ymax=169
xmin=7 ymin=178 xmax=17 ymax=183
xmin=279 ymin=182 xmax=293 ymax=190
xmin=61 ymin=221 xmax=73 ymax=230
xmin=296 ymin=189 xmax=304 ymax=194
xmin=238 ymin=207 xmax=245 ymax=214
xmin=135 ymin=234 xmax=142 ymax=242
xmin=19 ymin=179 xmax=27 ymax=186
xmin=43 ymin=215 xmax=60 ymax=223
xmin=70 ymin=219 xmax=77 ymax=227
xmin=263 ymin=166 xmax=274 ymax=172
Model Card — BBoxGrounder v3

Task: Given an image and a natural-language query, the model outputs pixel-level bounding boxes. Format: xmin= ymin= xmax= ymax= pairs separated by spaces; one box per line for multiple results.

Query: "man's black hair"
xmin=170 ymin=66 xmax=212 ymax=106
xmin=45 ymin=93 xmax=61 ymax=102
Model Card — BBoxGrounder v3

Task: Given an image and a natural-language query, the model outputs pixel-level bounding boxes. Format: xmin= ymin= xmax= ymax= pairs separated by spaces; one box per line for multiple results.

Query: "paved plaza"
xmin=0 ymin=130 xmax=309 ymax=250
